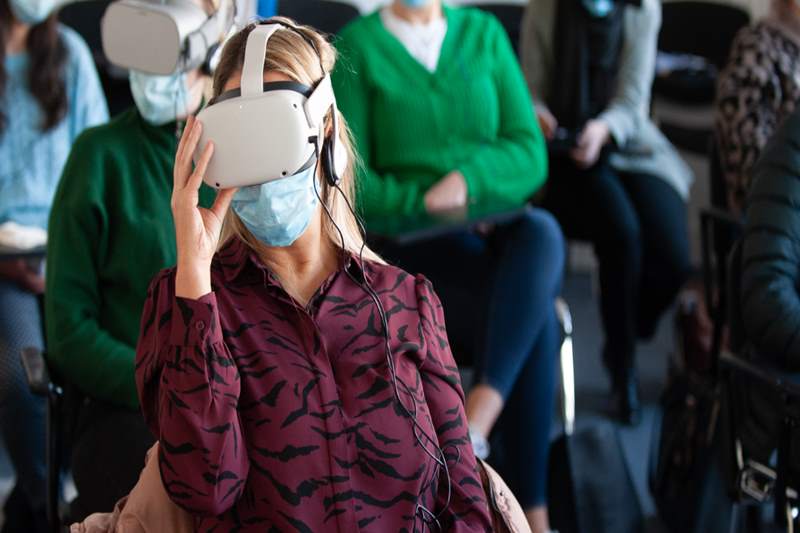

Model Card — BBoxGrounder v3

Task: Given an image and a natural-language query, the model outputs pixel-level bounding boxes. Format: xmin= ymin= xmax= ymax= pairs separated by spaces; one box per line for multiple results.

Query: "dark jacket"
xmin=742 ymin=108 xmax=800 ymax=371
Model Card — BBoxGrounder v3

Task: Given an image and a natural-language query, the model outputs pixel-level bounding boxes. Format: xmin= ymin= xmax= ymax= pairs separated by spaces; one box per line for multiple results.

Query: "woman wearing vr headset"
xmin=45 ymin=0 xmax=231 ymax=518
xmin=333 ymin=1 xmax=563 ymax=532
xmin=0 ymin=0 xmax=108 ymax=530
xmin=134 ymin=19 xmax=494 ymax=532
xmin=521 ymin=0 xmax=693 ymax=425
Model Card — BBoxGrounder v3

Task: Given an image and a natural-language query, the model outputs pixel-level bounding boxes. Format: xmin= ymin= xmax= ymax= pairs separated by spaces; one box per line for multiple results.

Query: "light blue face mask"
xmin=582 ymin=0 xmax=614 ymax=18
xmin=9 ymin=0 xmax=57 ymax=24
xmin=129 ymin=70 xmax=189 ymax=126
xmin=231 ymin=163 xmax=320 ymax=247
xmin=400 ymin=0 xmax=433 ymax=8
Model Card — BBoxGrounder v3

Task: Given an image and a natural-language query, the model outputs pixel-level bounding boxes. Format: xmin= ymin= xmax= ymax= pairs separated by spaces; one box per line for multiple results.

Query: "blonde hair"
xmin=212 ymin=18 xmax=383 ymax=264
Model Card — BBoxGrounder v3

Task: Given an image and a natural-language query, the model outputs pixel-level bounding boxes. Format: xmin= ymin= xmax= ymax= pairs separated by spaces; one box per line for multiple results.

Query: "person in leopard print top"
xmin=715 ymin=0 xmax=800 ymax=214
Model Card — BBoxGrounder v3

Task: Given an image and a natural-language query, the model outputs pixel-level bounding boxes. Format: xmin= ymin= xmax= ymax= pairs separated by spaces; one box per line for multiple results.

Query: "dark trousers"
xmin=376 ymin=208 xmax=564 ymax=507
xmin=546 ymin=156 xmax=691 ymax=377
xmin=70 ymin=400 xmax=155 ymax=520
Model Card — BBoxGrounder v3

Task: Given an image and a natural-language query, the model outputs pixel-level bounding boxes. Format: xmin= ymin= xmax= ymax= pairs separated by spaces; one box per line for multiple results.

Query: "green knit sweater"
xmin=45 ymin=109 xmax=215 ymax=409
xmin=332 ymin=6 xmax=547 ymax=219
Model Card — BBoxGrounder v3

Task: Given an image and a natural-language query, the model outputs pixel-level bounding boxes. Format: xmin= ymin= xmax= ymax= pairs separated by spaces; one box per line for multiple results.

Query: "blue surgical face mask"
xmin=400 ymin=0 xmax=433 ymax=8
xmin=582 ymin=0 xmax=614 ymax=17
xmin=231 ymin=163 xmax=320 ymax=247
xmin=129 ymin=70 xmax=189 ymax=126
xmin=9 ymin=0 xmax=57 ymax=24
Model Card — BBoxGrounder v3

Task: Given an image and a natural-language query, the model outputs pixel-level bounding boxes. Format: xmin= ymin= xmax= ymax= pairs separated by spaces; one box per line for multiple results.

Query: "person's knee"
xmin=512 ymin=209 xmax=566 ymax=275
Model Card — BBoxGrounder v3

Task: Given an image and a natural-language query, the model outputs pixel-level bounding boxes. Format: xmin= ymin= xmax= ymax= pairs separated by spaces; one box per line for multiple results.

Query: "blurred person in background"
xmin=522 ymin=0 xmax=693 ymax=426
xmin=715 ymin=0 xmax=800 ymax=214
xmin=333 ymin=1 xmax=563 ymax=531
xmin=0 ymin=0 xmax=108 ymax=530
xmin=44 ymin=0 xmax=230 ymax=518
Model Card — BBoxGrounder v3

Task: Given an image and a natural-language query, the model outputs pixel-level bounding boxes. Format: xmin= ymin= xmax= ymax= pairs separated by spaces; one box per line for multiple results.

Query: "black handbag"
xmin=547 ymin=302 xmax=644 ymax=533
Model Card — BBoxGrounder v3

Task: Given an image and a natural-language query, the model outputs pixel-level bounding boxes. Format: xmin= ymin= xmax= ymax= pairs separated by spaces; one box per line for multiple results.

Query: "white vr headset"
xmin=101 ymin=0 xmax=235 ymax=75
xmin=194 ymin=22 xmax=347 ymax=190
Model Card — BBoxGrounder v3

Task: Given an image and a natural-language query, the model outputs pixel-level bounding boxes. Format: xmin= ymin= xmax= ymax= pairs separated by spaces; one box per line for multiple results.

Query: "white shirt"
xmin=380 ymin=6 xmax=448 ymax=73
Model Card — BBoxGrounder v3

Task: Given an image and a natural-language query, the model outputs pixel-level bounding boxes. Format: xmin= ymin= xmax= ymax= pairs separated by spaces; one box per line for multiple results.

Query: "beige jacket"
xmin=520 ymin=0 xmax=694 ymax=199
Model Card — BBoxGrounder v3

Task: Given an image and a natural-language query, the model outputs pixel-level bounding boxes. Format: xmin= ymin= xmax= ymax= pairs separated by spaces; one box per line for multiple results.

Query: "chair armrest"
xmin=720 ymin=350 xmax=800 ymax=399
xmin=20 ymin=347 xmax=52 ymax=397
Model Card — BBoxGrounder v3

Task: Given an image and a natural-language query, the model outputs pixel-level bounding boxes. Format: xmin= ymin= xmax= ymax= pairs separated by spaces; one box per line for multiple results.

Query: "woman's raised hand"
xmin=172 ymin=115 xmax=237 ymax=299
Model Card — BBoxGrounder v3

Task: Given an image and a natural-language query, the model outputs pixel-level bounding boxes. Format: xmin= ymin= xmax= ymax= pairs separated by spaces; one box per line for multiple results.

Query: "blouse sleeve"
xmin=135 ymin=269 xmax=249 ymax=517
xmin=715 ymin=26 xmax=781 ymax=213
xmin=597 ymin=0 xmax=660 ymax=146
xmin=415 ymin=276 xmax=493 ymax=532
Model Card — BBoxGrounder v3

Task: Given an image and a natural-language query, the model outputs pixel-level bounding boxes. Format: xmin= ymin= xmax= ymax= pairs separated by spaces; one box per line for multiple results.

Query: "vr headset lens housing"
xmin=102 ymin=0 xmax=208 ymax=75
xmin=194 ymin=23 xmax=339 ymax=190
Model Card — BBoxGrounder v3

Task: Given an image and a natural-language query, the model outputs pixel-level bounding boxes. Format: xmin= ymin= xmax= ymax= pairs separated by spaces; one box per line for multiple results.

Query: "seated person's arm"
xmin=455 ymin=17 xmax=547 ymax=206
xmin=741 ymin=121 xmax=800 ymax=369
xmin=333 ymin=37 xmax=424 ymax=219
xmin=715 ymin=29 xmax=778 ymax=214
xmin=414 ymin=277 xmax=493 ymax=531
xmin=596 ymin=0 xmax=660 ymax=147
xmin=136 ymin=269 xmax=248 ymax=516
xmin=46 ymin=141 xmax=138 ymax=408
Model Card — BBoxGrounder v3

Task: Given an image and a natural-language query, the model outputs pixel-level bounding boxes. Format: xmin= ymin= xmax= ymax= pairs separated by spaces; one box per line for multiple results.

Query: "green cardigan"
xmin=332 ymin=6 xmax=547 ymax=219
xmin=45 ymin=108 xmax=215 ymax=409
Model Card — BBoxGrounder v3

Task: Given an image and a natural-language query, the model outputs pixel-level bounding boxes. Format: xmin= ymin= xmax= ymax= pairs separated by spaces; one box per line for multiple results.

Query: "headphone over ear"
xmin=260 ymin=19 xmax=347 ymax=187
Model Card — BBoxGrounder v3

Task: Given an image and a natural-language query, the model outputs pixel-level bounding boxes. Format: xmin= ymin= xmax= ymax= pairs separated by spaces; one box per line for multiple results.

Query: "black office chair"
xmin=472 ymin=3 xmax=524 ymax=57
xmin=654 ymin=1 xmax=749 ymax=153
xmin=277 ymin=0 xmax=360 ymax=36
xmin=58 ymin=0 xmax=134 ymax=116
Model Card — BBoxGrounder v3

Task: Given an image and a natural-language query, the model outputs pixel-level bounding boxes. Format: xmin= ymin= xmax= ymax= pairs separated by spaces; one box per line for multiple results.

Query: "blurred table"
xmin=366 ymin=201 xmax=531 ymax=246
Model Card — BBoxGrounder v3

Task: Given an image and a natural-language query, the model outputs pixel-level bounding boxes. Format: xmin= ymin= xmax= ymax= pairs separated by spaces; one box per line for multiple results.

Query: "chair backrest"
xmin=659 ymin=1 xmax=749 ymax=70
xmin=471 ymin=3 xmax=525 ymax=57
xmin=277 ymin=0 xmax=361 ymax=36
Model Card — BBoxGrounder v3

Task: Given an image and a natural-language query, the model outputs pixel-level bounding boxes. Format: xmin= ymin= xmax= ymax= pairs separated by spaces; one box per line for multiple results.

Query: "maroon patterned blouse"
xmin=135 ymin=237 xmax=493 ymax=532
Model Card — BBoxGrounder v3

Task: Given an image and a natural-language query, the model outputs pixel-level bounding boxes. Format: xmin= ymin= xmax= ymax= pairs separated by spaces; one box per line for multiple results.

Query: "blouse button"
xmin=195 ymin=321 xmax=206 ymax=331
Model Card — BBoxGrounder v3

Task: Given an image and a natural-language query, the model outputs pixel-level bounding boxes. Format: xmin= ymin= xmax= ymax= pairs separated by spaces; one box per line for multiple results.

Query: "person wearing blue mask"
xmin=44 ymin=0 xmax=231 ymax=519
xmin=522 ymin=0 xmax=694 ymax=424
xmin=0 ymin=0 xmax=108 ymax=530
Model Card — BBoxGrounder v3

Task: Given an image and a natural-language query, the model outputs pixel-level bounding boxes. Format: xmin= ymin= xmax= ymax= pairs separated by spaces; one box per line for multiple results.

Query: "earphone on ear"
xmin=320 ymin=109 xmax=348 ymax=186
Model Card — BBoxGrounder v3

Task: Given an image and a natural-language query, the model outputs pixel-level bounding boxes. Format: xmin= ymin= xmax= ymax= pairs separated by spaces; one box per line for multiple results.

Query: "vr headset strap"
xmin=183 ymin=5 xmax=235 ymax=71
xmin=242 ymin=24 xmax=281 ymax=97
xmin=304 ymin=74 xmax=335 ymax=130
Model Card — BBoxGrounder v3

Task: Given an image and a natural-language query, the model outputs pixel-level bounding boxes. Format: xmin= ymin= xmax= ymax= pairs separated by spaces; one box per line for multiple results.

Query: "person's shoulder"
xmin=62 ymin=108 xmax=140 ymax=182
xmin=338 ymin=10 xmax=381 ymax=42
xmin=449 ymin=4 xmax=504 ymax=34
xmin=364 ymin=260 xmax=437 ymax=302
xmin=751 ymin=109 xmax=800 ymax=196
xmin=57 ymin=24 xmax=95 ymax=69
xmin=72 ymin=108 xmax=138 ymax=150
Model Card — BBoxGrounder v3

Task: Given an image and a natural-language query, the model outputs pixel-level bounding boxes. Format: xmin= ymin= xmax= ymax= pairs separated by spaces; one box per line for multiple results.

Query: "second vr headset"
xmin=101 ymin=0 xmax=235 ymax=75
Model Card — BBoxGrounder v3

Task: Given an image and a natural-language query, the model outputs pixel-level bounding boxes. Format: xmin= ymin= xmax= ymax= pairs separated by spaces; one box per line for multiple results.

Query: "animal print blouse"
xmin=715 ymin=20 xmax=800 ymax=213
xmin=134 ymin=237 xmax=492 ymax=532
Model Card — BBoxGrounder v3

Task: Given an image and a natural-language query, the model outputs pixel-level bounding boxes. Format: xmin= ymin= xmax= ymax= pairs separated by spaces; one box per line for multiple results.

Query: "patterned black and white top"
xmin=715 ymin=20 xmax=800 ymax=213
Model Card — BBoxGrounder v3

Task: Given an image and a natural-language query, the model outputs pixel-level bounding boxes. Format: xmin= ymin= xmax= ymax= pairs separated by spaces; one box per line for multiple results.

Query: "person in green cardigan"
xmin=44 ymin=0 xmax=229 ymax=518
xmin=333 ymin=2 xmax=564 ymax=532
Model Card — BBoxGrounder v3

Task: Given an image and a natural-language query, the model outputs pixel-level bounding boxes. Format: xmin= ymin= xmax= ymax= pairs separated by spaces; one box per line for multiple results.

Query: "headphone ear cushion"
xmin=322 ymin=141 xmax=338 ymax=186
xmin=332 ymin=138 xmax=348 ymax=181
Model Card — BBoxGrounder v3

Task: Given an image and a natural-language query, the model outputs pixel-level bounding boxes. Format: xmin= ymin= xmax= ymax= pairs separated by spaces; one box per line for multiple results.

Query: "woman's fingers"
xmin=210 ymin=187 xmax=237 ymax=222
xmin=188 ymin=141 xmax=214 ymax=191
xmin=175 ymin=119 xmax=204 ymax=189
xmin=175 ymin=115 xmax=195 ymax=162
